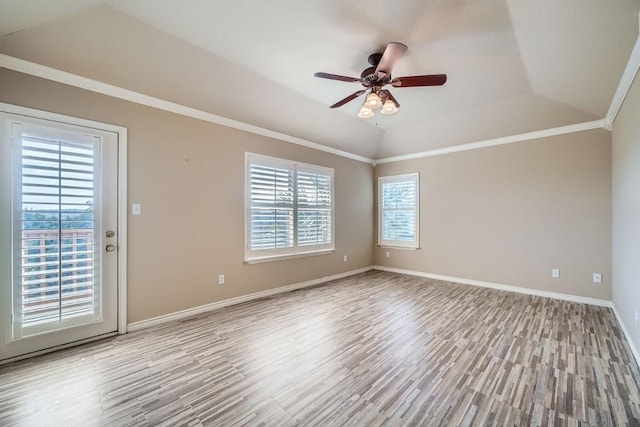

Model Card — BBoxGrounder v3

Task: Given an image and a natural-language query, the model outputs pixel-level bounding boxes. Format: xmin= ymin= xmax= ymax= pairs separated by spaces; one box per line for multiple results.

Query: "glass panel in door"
xmin=14 ymin=131 xmax=103 ymax=338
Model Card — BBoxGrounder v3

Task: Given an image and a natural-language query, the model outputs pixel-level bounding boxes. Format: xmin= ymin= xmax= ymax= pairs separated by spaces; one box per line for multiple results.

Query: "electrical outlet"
xmin=552 ymin=269 xmax=560 ymax=278
xmin=132 ymin=203 xmax=141 ymax=215
xmin=218 ymin=274 xmax=224 ymax=285
xmin=592 ymin=273 xmax=602 ymax=284
xmin=386 ymin=251 xmax=390 ymax=258
xmin=343 ymin=255 xmax=348 ymax=262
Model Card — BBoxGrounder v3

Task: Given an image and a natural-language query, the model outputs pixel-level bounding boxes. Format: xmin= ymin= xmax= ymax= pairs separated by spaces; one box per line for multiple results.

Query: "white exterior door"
xmin=0 ymin=106 xmax=123 ymax=362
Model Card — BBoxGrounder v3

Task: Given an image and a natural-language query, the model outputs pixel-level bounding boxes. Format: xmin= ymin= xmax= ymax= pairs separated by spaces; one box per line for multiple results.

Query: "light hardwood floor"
xmin=1 ymin=271 xmax=639 ymax=426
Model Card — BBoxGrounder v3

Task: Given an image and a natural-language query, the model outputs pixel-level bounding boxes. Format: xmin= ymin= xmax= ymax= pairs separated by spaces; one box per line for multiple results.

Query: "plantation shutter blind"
xmin=13 ymin=125 xmax=102 ymax=338
xmin=248 ymin=158 xmax=295 ymax=251
xmin=246 ymin=153 xmax=334 ymax=262
xmin=296 ymin=166 xmax=332 ymax=246
xmin=379 ymin=173 xmax=419 ymax=249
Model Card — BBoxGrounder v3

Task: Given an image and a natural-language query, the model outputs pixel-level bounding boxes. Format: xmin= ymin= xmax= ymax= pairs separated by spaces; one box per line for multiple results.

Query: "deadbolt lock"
xmin=106 ymin=230 xmax=115 ymax=238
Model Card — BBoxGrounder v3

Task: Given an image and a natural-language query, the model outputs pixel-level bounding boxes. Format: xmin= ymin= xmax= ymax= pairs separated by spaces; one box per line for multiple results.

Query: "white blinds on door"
xmin=13 ymin=127 xmax=102 ymax=338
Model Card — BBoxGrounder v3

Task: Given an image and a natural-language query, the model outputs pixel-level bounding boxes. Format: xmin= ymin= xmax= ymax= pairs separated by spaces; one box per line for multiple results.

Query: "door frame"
xmin=0 ymin=102 xmax=128 ymax=345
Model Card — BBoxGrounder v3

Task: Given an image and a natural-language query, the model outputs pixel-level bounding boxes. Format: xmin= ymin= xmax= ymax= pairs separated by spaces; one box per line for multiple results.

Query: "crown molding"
xmin=375 ymin=119 xmax=606 ymax=164
xmin=0 ymin=51 xmax=631 ymax=166
xmin=0 ymin=53 xmax=375 ymax=165
xmin=606 ymin=30 xmax=640 ymax=125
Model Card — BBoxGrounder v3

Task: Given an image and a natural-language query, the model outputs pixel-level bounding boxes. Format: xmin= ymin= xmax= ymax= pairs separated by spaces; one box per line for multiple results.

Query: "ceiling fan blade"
xmin=314 ymin=72 xmax=362 ymax=83
xmin=391 ymin=74 xmax=447 ymax=87
xmin=374 ymin=42 xmax=408 ymax=79
xmin=330 ymin=90 xmax=366 ymax=108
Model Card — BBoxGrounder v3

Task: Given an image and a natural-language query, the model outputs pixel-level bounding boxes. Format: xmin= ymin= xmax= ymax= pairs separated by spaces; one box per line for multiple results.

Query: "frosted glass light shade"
xmin=380 ymin=99 xmax=398 ymax=115
xmin=365 ymin=92 xmax=382 ymax=109
xmin=357 ymin=106 xmax=375 ymax=118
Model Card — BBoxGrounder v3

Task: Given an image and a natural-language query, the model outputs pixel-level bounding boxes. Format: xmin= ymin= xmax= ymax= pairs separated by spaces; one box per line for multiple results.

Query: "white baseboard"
xmin=373 ymin=266 xmax=613 ymax=308
xmin=612 ymin=304 xmax=640 ymax=368
xmin=127 ymin=266 xmax=374 ymax=332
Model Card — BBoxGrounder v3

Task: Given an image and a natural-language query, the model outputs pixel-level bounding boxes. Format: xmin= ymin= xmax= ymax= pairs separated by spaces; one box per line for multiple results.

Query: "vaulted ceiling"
xmin=1 ymin=0 xmax=638 ymax=159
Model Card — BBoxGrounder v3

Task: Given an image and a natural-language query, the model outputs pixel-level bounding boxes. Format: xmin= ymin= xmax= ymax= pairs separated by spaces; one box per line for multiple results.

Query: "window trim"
xmin=244 ymin=152 xmax=335 ymax=263
xmin=378 ymin=172 xmax=420 ymax=250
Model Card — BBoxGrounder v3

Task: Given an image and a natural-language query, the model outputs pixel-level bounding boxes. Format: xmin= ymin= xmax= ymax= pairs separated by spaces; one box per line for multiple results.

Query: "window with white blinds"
xmin=245 ymin=153 xmax=334 ymax=262
xmin=378 ymin=173 xmax=420 ymax=249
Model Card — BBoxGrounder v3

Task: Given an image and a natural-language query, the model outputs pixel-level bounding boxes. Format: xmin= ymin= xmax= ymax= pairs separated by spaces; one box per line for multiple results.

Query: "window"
xmin=245 ymin=153 xmax=334 ymax=263
xmin=378 ymin=173 xmax=419 ymax=249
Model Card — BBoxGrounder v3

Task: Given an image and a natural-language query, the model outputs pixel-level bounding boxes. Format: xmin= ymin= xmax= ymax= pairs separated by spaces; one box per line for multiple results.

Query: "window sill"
xmin=245 ymin=248 xmax=335 ymax=264
xmin=378 ymin=245 xmax=420 ymax=251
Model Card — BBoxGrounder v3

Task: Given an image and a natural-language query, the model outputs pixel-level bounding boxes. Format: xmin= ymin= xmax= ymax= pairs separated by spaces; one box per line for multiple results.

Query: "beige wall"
xmin=374 ymin=130 xmax=612 ymax=300
xmin=0 ymin=69 xmax=374 ymax=323
xmin=612 ymin=73 xmax=640 ymax=357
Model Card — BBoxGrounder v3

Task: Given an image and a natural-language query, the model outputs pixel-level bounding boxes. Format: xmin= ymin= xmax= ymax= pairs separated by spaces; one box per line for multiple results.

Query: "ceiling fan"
xmin=314 ymin=42 xmax=447 ymax=118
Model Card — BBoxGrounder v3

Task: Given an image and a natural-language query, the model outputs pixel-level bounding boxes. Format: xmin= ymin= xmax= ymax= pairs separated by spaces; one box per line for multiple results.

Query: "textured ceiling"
xmin=0 ymin=0 xmax=638 ymax=159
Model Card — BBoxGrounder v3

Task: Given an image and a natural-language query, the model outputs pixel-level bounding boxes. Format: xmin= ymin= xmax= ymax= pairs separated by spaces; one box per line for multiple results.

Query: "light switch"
xmin=132 ymin=203 xmax=141 ymax=215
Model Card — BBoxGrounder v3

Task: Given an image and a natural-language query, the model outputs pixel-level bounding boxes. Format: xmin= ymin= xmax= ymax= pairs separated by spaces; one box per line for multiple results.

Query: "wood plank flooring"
xmin=1 ymin=271 xmax=639 ymax=426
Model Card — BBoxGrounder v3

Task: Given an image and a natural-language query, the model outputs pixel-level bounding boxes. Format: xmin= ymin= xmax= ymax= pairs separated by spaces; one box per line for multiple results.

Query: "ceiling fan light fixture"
xmin=357 ymin=106 xmax=375 ymax=119
xmin=365 ymin=92 xmax=382 ymax=109
xmin=380 ymin=99 xmax=399 ymax=115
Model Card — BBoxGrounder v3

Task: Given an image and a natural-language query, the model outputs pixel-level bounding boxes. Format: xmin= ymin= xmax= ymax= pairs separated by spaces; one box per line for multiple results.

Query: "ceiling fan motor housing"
xmin=360 ymin=66 xmax=378 ymax=81
xmin=367 ymin=52 xmax=383 ymax=66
